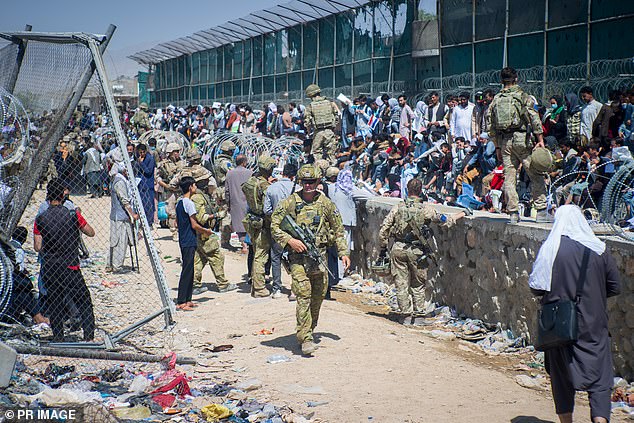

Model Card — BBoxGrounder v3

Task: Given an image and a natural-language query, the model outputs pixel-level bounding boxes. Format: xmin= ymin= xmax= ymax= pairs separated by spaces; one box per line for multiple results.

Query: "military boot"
xmin=535 ymin=209 xmax=554 ymax=224
xmin=301 ymin=341 xmax=318 ymax=356
xmin=398 ymin=314 xmax=413 ymax=326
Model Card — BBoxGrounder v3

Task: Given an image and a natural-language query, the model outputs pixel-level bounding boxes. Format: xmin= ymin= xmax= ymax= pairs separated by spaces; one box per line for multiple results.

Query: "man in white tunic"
xmin=107 ymin=160 xmax=138 ymax=273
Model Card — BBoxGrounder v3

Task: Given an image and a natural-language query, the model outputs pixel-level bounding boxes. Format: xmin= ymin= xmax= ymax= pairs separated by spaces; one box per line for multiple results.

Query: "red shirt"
xmin=34 ymin=209 xmax=87 ymax=270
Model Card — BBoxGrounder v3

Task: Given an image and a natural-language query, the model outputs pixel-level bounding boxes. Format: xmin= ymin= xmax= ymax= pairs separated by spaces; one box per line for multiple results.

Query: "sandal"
xmin=187 ymin=301 xmax=199 ymax=308
xmin=176 ymin=304 xmax=194 ymax=311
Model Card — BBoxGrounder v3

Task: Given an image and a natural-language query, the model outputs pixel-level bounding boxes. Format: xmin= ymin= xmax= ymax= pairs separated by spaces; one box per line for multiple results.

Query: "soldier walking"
xmin=304 ymin=84 xmax=340 ymax=164
xmin=378 ymin=179 xmax=465 ymax=325
xmin=189 ymin=167 xmax=236 ymax=294
xmin=487 ymin=67 xmax=549 ymax=224
xmin=242 ymin=155 xmax=277 ymax=298
xmin=271 ymin=164 xmax=350 ymax=356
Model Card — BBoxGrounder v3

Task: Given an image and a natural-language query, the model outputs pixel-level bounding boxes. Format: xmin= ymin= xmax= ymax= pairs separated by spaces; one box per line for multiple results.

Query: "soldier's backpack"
xmin=311 ymin=98 xmax=336 ymax=129
xmin=392 ymin=200 xmax=428 ymax=239
xmin=241 ymin=176 xmax=263 ymax=215
xmin=491 ymin=90 xmax=528 ymax=132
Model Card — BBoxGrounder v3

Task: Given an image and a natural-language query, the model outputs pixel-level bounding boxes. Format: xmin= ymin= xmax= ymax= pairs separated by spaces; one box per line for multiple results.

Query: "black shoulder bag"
xmin=535 ymin=247 xmax=590 ymax=351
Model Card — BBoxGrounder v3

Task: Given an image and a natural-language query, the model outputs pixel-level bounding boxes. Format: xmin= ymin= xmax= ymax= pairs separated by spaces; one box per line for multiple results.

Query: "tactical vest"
xmin=311 ymin=98 xmax=336 ymax=129
xmin=285 ymin=193 xmax=332 ymax=247
xmin=192 ymin=192 xmax=217 ymax=229
xmin=391 ymin=199 xmax=429 ymax=242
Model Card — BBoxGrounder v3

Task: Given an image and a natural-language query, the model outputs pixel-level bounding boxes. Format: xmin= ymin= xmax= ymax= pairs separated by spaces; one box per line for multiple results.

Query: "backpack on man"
xmin=491 ymin=90 xmax=529 ymax=132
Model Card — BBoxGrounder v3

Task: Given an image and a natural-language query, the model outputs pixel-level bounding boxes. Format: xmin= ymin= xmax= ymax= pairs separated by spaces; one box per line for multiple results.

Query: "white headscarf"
xmin=528 ymin=205 xmax=606 ymax=291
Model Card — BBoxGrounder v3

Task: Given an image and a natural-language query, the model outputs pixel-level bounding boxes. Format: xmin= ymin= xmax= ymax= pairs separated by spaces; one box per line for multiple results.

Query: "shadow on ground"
xmin=261 ymin=332 xmax=341 ymax=356
xmin=510 ymin=416 xmax=555 ymax=423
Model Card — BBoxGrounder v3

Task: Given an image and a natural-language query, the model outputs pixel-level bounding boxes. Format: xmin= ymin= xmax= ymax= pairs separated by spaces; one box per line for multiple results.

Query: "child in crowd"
xmin=5 ymin=227 xmax=49 ymax=325
xmin=175 ymin=176 xmax=214 ymax=311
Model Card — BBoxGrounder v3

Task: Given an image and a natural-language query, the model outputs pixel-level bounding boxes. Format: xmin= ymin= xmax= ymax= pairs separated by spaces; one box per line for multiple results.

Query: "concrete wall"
xmin=352 ymin=197 xmax=634 ymax=380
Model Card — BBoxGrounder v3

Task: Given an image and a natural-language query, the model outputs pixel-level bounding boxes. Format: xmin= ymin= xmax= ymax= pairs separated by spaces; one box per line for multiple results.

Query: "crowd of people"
xmin=0 ymin=65 xmax=629 ymax=422
xmin=111 ymin=78 xmax=634 ymax=224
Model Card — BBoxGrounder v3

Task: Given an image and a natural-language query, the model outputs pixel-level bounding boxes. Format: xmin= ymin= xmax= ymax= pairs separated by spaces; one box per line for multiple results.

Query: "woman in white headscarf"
xmin=529 ymin=205 xmax=620 ymax=423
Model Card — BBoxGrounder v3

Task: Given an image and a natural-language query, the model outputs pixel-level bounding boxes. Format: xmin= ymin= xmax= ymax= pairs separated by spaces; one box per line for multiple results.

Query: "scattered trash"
xmin=306 ymin=400 xmax=329 ymax=407
xmin=282 ymin=384 xmax=326 ymax=395
xmin=515 ymin=374 xmax=548 ymax=391
xmin=255 ymin=328 xmax=275 ymax=335
xmin=201 ymin=403 xmax=233 ymax=422
xmin=111 ymin=405 xmax=151 ymax=419
xmin=267 ymin=354 xmax=291 ymax=364
xmin=207 ymin=344 xmax=234 ymax=353
xmin=128 ymin=374 xmax=150 ymax=394
xmin=428 ymin=330 xmax=456 ymax=341
xmin=235 ymin=378 xmax=262 ymax=392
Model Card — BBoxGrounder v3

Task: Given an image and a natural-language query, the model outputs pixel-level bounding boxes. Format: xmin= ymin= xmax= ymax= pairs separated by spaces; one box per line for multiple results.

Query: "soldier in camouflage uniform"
xmin=214 ymin=140 xmax=236 ymax=246
xmin=242 ymin=154 xmax=276 ymax=298
xmin=378 ymin=179 xmax=465 ymax=325
xmin=187 ymin=167 xmax=235 ymax=295
xmin=133 ymin=102 xmax=151 ymax=136
xmin=157 ymin=143 xmax=184 ymax=241
xmin=271 ymin=164 xmax=350 ymax=355
xmin=304 ymin=84 xmax=340 ymax=164
xmin=487 ymin=67 xmax=547 ymax=224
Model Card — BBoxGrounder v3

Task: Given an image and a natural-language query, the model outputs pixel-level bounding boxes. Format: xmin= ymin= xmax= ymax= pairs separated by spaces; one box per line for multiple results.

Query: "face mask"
xmin=551 ymin=104 xmax=558 ymax=109
xmin=464 ymin=146 xmax=472 ymax=153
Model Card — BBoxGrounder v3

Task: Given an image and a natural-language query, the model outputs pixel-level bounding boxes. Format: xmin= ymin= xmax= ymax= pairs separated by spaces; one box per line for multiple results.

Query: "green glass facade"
xmin=150 ymin=0 xmax=418 ymax=107
xmin=143 ymin=0 xmax=632 ymax=106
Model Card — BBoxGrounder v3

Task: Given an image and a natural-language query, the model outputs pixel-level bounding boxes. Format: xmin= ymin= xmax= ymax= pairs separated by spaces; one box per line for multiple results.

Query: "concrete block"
xmin=0 ymin=341 xmax=17 ymax=388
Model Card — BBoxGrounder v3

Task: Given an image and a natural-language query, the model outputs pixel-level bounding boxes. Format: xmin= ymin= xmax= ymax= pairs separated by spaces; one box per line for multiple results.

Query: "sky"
xmin=4 ymin=0 xmax=281 ymax=78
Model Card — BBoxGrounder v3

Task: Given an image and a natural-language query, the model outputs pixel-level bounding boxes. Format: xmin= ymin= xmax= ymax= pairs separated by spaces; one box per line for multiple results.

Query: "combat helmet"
xmin=297 ymin=164 xmax=321 ymax=182
xmin=220 ymin=140 xmax=236 ymax=153
xmin=305 ymin=84 xmax=321 ymax=98
xmin=258 ymin=154 xmax=276 ymax=173
xmin=165 ymin=142 xmax=181 ymax=153
xmin=325 ymin=167 xmax=340 ymax=180
xmin=530 ymin=147 xmax=553 ymax=173
xmin=190 ymin=166 xmax=210 ymax=182
xmin=186 ymin=147 xmax=202 ymax=162
xmin=139 ymin=102 xmax=149 ymax=111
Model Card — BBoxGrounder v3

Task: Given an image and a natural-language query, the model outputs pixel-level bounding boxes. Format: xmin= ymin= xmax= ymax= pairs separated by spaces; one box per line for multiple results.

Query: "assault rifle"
xmin=280 ymin=214 xmax=336 ymax=280
xmin=409 ymin=223 xmax=438 ymax=266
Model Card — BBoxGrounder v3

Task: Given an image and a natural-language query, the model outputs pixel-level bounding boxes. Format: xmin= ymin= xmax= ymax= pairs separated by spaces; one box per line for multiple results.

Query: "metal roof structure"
xmin=129 ymin=0 xmax=369 ymax=65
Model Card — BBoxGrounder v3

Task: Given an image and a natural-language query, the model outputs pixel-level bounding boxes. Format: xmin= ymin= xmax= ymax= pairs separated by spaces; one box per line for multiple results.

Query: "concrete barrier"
xmin=352 ymin=197 xmax=634 ymax=379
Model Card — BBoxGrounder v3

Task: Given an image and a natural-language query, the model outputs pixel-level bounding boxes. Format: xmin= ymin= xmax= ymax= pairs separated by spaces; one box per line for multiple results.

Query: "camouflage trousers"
xmin=390 ymin=242 xmax=434 ymax=316
xmin=289 ymin=255 xmax=328 ymax=344
xmin=311 ymin=128 xmax=337 ymax=164
xmin=250 ymin=226 xmax=271 ymax=296
xmin=162 ymin=192 xmax=179 ymax=239
xmin=194 ymin=233 xmax=228 ymax=289
xmin=499 ymin=132 xmax=547 ymax=213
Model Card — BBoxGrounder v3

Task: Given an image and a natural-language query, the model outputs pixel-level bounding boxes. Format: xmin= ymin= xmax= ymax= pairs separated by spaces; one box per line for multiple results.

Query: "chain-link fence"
xmin=0 ymin=29 xmax=175 ymax=366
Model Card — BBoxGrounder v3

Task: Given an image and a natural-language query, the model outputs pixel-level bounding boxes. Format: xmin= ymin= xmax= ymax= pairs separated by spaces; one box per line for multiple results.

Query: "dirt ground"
xmin=151 ymin=226 xmax=624 ymax=423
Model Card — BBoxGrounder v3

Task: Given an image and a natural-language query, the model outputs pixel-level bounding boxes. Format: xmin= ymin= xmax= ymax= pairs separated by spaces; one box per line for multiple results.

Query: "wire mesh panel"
xmin=0 ymin=31 xmax=174 ymax=364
